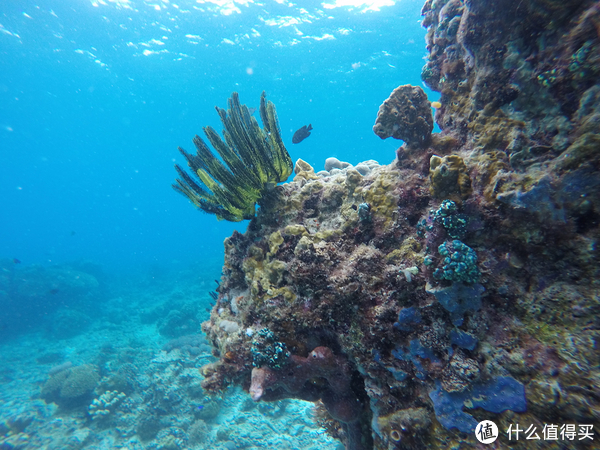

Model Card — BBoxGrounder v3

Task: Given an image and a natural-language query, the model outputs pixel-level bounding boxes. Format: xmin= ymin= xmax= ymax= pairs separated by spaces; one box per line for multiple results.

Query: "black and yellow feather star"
xmin=173 ymin=92 xmax=293 ymax=222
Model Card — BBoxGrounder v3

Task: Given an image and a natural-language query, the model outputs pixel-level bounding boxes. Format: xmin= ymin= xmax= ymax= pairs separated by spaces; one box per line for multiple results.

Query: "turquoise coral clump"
xmin=251 ymin=328 xmax=290 ymax=369
xmin=433 ymin=240 xmax=480 ymax=284
xmin=432 ymin=200 xmax=468 ymax=239
xmin=537 ymin=68 xmax=558 ymax=87
xmin=569 ymin=41 xmax=594 ymax=79
xmin=358 ymin=202 xmax=372 ymax=223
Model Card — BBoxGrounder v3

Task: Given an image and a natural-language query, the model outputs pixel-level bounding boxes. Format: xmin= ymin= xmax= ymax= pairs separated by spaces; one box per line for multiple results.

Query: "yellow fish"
xmin=431 ymin=101 xmax=442 ymax=109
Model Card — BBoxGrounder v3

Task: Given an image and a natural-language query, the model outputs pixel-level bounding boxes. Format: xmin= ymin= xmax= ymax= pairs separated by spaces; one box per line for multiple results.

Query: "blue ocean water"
xmin=0 ymin=3 xmax=434 ymax=448
xmin=1 ymin=0 xmax=431 ymax=273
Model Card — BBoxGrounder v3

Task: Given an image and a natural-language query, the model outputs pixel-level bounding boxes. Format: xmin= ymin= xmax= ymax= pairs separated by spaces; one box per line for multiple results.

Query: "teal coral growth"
xmin=569 ymin=41 xmax=594 ymax=79
xmin=251 ymin=328 xmax=290 ymax=369
xmin=433 ymin=240 xmax=480 ymax=284
xmin=173 ymin=92 xmax=293 ymax=222
xmin=433 ymin=200 xmax=468 ymax=239
xmin=537 ymin=68 xmax=558 ymax=87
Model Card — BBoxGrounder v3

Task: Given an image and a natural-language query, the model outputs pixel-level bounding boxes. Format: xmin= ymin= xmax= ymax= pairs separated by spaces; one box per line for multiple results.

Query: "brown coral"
xmin=376 ymin=408 xmax=431 ymax=447
xmin=372 ymin=85 xmax=434 ymax=148
xmin=429 ymin=154 xmax=472 ymax=201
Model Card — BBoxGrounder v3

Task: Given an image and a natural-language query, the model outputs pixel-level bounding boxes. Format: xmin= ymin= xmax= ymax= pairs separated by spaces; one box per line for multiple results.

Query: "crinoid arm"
xmin=172 ymin=92 xmax=293 ymax=222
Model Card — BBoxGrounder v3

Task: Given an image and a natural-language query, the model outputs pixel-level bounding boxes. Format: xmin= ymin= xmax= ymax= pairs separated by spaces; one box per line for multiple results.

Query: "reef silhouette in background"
xmin=173 ymin=92 xmax=293 ymax=222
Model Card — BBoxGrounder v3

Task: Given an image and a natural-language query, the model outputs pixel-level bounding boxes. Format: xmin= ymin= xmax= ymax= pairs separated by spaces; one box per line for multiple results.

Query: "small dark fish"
xmin=70 ymin=231 xmax=76 ymax=236
xmin=49 ymin=288 xmax=60 ymax=295
xmin=292 ymin=124 xmax=313 ymax=144
xmin=12 ymin=258 xmax=21 ymax=264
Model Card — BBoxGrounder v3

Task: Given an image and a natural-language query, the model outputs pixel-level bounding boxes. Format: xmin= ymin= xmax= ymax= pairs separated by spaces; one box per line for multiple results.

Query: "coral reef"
xmin=88 ymin=390 xmax=126 ymax=420
xmin=173 ymin=92 xmax=293 ymax=222
xmin=0 ymin=268 xmax=336 ymax=450
xmin=46 ymin=309 xmax=91 ymax=339
xmin=373 ymin=84 xmax=434 ymax=148
xmin=197 ymin=0 xmax=600 ymax=442
xmin=184 ymin=1 xmax=600 ymax=449
xmin=41 ymin=364 xmax=100 ymax=409
xmin=156 ymin=303 xmax=204 ymax=338
xmin=162 ymin=333 xmax=212 ymax=356
xmin=197 ymin=133 xmax=600 ymax=448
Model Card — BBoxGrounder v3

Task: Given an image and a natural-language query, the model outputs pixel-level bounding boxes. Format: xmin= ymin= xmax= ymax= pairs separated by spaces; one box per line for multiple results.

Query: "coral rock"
xmin=294 ymin=158 xmax=319 ymax=182
xmin=429 ymin=154 xmax=472 ymax=201
xmin=324 ymin=157 xmax=351 ymax=171
xmin=250 ymin=346 xmax=366 ymax=449
xmin=198 ymin=5 xmax=600 ymax=440
xmin=373 ymin=84 xmax=434 ymax=147
xmin=41 ymin=364 xmax=100 ymax=409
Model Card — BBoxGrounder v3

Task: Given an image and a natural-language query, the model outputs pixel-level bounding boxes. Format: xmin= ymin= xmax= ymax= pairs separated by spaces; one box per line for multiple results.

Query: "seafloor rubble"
xmin=200 ymin=0 xmax=600 ymax=449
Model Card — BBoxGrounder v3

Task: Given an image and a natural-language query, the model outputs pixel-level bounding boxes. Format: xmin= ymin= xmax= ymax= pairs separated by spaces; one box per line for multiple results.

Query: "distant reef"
xmin=199 ymin=1 xmax=600 ymax=449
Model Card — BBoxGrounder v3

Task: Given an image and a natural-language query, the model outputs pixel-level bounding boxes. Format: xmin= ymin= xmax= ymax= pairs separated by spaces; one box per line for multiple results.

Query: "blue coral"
xmin=393 ymin=307 xmax=422 ymax=332
xmin=426 ymin=282 xmax=485 ymax=326
xmin=358 ymin=202 xmax=372 ymax=223
xmin=496 ymin=175 xmax=566 ymax=222
xmin=450 ymin=328 xmax=478 ymax=351
xmin=410 ymin=339 xmax=440 ymax=363
xmin=429 ymin=376 xmax=527 ymax=433
xmin=391 ymin=339 xmax=440 ymax=381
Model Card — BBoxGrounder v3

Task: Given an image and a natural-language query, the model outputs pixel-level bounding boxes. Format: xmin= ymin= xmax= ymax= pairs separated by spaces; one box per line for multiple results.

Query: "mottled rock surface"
xmin=373 ymin=84 xmax=434 ymax=147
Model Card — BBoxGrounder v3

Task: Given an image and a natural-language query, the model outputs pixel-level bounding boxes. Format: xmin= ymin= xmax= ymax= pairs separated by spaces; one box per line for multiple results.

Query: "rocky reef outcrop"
xmin=198 ymin=1 xmax=600 ymax=449
xmin=373 ymin=84 xmax=434 ymax=148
